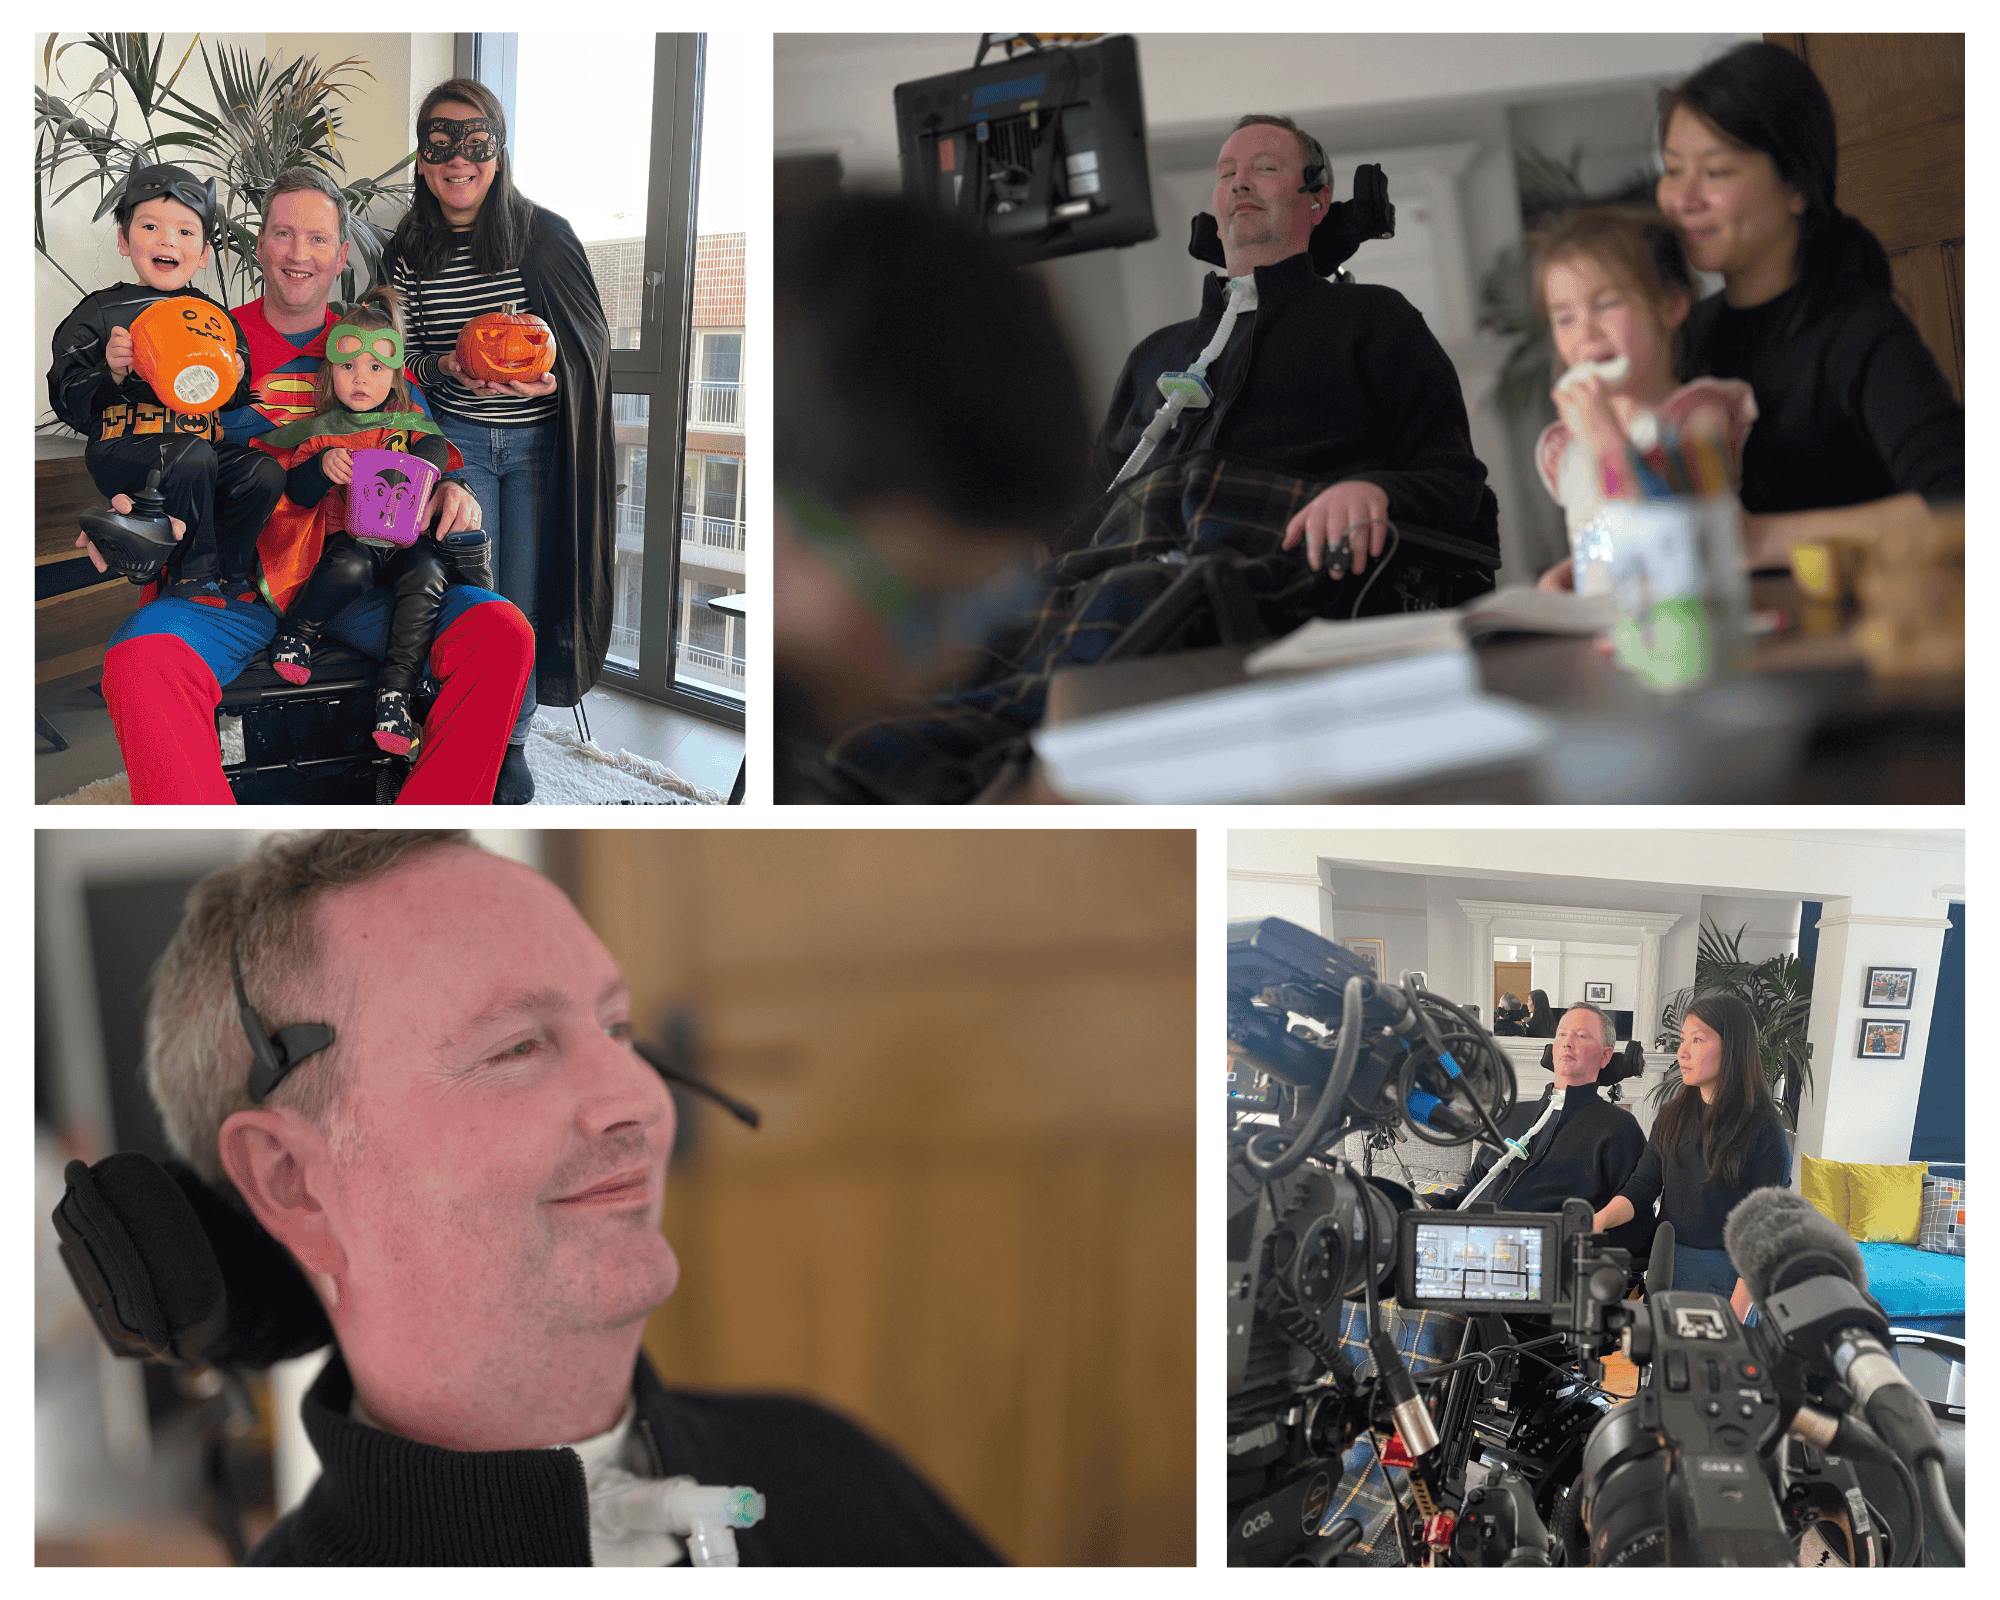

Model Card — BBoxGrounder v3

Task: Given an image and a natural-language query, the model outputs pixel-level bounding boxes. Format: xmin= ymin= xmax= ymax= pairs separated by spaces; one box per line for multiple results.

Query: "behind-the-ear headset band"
xmin=233 ymin=942 xmax=335 ymax=1103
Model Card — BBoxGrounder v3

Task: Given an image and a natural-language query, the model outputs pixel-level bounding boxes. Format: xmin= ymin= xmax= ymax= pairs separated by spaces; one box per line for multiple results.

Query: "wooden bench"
xmin=36 ymin=434 xmax=143 ymax=698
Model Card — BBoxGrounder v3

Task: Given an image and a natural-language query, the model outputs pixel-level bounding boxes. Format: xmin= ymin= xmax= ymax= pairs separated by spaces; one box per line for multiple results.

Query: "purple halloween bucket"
xmin=345 ymin=449 xmax=441 ymax=547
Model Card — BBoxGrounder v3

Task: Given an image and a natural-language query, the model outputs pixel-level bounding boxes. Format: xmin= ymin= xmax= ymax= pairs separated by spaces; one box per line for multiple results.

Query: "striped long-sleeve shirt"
xmin=390 ymin=228 xmax=559 ymax=428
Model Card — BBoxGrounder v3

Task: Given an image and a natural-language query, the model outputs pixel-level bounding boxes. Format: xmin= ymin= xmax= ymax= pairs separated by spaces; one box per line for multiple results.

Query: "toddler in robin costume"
xmin=252 ymin=286 xmax=464 ymax=754
xmin=48 ymin=162 xmax=270 ymax=602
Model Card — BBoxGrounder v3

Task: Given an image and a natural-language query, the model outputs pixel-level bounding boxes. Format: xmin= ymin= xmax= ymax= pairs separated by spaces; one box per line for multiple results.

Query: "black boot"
xmin=493 ymin=741 xmax=534 ymax=804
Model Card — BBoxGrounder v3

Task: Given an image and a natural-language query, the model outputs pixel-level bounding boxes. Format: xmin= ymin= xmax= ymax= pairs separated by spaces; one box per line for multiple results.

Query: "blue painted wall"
xmin=1909 ymin=900 xmax=1964 ymax=1163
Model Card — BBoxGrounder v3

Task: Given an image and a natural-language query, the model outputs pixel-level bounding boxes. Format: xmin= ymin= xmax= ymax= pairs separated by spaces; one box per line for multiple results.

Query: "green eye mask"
xmin=327 ymin=321 xmax=404 ymax=369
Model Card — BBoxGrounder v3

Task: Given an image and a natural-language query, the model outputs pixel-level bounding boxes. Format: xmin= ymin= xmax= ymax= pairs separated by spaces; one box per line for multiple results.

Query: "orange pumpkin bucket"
xmin=131 ymin=296 xmax=239 ymax=415
xmin=455 ymin=302 xmax=556 ymax=384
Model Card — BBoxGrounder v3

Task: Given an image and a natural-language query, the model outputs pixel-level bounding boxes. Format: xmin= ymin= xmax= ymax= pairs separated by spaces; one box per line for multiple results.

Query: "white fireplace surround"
xmin=1456 ymin=898 xmax=1684 ymax=1044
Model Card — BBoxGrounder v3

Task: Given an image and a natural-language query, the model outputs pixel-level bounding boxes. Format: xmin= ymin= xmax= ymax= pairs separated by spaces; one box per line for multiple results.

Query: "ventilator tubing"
xmin=596 ymin=1475 xmax=768 ymax=1567
xmin=1457 ymin=1087 xmax=1567 ymax=1208
xmin=1109 ymin=273 xmax=1259 ymax=488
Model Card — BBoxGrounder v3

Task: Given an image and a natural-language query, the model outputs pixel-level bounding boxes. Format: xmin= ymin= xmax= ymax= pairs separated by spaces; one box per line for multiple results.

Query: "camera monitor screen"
xmin=1399 ymin=1214 xmax=1559 ymax=1311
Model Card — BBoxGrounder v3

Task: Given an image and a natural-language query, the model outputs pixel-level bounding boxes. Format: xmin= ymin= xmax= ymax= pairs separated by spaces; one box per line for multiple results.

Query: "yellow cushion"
xmin=1845 ymin=1161 xmax=1928 ymax=1244
xmin=1798 ymin=1153 xmax=1850 ymax=1229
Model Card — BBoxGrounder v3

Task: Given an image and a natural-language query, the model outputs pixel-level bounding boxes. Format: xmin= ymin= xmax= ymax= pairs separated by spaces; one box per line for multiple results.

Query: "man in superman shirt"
xmin=78 ymin=168 xmax=533 ymax=804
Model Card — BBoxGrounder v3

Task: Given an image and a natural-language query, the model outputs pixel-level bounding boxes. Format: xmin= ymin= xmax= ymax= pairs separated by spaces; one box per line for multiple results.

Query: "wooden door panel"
xmin=1891 ymin=244 xmax=1964 ymax=398
xmin=577 ymin=831 xmax=1195 ymax=1565
xmin=1840 ymin=119 xmax=1964 ymax=258
xmin=1794 ymin=33 xmax=1962 ymax=141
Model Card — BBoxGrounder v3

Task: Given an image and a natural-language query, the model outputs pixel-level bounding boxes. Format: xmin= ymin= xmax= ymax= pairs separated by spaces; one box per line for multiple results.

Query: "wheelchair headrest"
xmin=1537 ymin=1038 xmax=1647 ymax=1086
xmin=51 ymin=1152 xmax=332 ymax=1370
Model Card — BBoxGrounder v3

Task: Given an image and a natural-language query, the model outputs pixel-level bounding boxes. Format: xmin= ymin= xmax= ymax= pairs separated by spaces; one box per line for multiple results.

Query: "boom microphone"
xmin=1723 ymin=1189 xmax=1945 ymax=1478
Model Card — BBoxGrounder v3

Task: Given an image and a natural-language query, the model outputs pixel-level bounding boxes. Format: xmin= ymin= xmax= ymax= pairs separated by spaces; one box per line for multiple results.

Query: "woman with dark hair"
xmin=1593 ymin=992 xmax=1789 ymax=1317
xmin=1525 ymin=989 xmax=1557 ymax=1038
xmin=383 ymin=78 xmax=616 ymax=803
xmin=1654 ymin=42 xmax=1961 ymax=568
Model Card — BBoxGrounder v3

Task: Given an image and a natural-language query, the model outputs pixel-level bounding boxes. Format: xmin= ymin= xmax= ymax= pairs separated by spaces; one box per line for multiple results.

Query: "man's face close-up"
xmin=256 ymin=189 xmax=350 ymax=318
xmin=1552 ymin=1010 xmax=1611 ymax=1088
xmin=310 ymin=849 xmax=679 ymax=1375
xmin=1212 ymin=123 xmax=1319 ymax=267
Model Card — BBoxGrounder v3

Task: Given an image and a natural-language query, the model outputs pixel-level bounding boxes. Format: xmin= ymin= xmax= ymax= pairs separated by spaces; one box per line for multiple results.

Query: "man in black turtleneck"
xmin=1094 ymin=114 xmax=1498 ymax=587
xmin=166 ymin=831 xmax=999 ymax=1565
xmin=1435 ymin=1003 xmax=1645 ymax=1220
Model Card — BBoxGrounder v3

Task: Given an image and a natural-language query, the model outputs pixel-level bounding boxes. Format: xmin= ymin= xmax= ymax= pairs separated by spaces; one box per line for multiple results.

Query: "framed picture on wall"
xmin=1346 ymin=937 xmax=1385 ymax=976
xmin=1858 ymin=1019 xmax=1909 ymax=1059
xmin=1584 ymin=981 xmax=1613 ymax=1004
xmin=1864 ymin=966 xmax=1917 ymax=1009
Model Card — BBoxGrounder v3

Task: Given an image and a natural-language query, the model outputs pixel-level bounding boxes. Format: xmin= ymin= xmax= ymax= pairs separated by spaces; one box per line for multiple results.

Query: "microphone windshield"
xmin=1723 ymin=1187 xmax=1869 ymax=1302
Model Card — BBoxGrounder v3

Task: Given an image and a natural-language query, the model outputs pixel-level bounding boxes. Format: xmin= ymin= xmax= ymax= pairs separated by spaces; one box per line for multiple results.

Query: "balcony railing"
xmin=680 ymin=513 xmax=745 ymax=550
xmin=688 ymin=380 xmax=742 ymax=427
xmin=682 ymin=644 xmax=744 ymax=678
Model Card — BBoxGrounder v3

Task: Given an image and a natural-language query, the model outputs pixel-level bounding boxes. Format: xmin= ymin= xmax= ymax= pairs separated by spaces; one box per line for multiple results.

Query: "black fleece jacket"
xmin=250 ymin=1352 xmax=1004 ymax=1565
xmin=1095 ymin=251 xmax=1497 ymax=549
xmin=1439 ymin=1081 xmax=1646 ymax=1214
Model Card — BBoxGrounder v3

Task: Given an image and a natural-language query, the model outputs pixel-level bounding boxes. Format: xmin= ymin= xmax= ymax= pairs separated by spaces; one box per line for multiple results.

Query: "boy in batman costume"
xmin=47 ymin=162 xmax=276 ymax=600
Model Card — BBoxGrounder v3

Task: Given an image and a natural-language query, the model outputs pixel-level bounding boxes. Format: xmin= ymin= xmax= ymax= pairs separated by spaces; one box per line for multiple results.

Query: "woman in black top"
xmin=1593 ymin=992 xmax=1789 ymax=1319
xmin=383 ymin=78 xmax=616 ymax=803
xmin=1655 ymin=43 xmax=1962 ymax=568
xmin=1524 ymin=989 xmax=1557 ymax=1038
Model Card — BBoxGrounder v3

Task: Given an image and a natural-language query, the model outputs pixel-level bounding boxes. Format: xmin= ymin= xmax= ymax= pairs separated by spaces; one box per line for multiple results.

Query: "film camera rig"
xmin=1226 ymin=917 xmax=1961 ymax=1568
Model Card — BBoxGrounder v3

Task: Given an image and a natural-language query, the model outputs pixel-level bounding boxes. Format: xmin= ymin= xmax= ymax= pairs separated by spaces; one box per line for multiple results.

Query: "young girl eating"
xmin=1529 ymin=207 xmax=1757 ymax=592
xmin=254 ymin=286 xmax=464 ymax=753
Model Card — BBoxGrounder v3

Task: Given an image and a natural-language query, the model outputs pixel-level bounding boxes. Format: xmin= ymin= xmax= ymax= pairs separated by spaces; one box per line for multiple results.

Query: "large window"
xmin=510 ymin=33 xmax=745 ymax=722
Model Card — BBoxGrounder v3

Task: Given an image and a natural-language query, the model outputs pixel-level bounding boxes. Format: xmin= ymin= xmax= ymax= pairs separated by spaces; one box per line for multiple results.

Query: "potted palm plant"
xmin=36 ymin=32 xmax=413 ymax=316
xmin=1654 ymin=917 xmax=1815 ymax=1127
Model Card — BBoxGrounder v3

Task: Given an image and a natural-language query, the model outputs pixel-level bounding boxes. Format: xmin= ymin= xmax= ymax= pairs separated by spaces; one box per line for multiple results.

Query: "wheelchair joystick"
xmin=80 ymin=467 xmax=181 ymax=584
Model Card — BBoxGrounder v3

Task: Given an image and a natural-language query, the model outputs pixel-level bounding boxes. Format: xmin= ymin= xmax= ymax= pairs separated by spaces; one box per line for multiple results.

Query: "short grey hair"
xmin=1561 ymin=1002 xmax=1617 ymax=1051
xmin=260 ymin=166 xmax=351 ymax=246
xmin=144 ymin=831 xmax=474 ymax=1192
xmin=1229 ymin=113 xmax=1327 ymax=189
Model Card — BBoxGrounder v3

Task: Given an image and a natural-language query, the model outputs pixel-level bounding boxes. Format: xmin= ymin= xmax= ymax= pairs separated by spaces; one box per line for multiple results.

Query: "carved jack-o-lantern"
xmin=455 ymin=303 xmax=556 ymax=384
xmin=131 ymin=296 xmax=239 ymax=415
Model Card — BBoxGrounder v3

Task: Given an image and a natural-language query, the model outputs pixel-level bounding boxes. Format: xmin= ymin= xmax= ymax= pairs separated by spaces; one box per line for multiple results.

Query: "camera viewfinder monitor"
xmin=893 ymin=34 xmax=1156 ymax=264
xmin=1397 ymin=1212 xmax=1560 ymax=1312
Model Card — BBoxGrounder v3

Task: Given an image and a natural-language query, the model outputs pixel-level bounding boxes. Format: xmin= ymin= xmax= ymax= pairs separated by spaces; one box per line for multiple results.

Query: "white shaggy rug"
xmin=46 ymin=712 xmax=722 ymax=805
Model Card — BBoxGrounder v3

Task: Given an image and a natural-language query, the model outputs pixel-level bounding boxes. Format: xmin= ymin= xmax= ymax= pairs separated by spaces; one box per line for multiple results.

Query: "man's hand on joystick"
xmin=75 ymin=492 xmax=185 ymax=578
xmin=1283 ymin=478 xmax=1390 ymax=575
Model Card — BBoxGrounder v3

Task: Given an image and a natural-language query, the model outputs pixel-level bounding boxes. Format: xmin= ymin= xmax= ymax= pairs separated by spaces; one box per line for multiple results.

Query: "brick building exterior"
xmin=586 ymin=232 xmax=746 ymax=696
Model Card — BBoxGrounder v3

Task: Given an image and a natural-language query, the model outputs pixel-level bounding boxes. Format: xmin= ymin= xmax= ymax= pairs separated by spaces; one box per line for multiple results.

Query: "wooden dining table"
xmin=1028 ymin=577 xmax=1961 ymax=803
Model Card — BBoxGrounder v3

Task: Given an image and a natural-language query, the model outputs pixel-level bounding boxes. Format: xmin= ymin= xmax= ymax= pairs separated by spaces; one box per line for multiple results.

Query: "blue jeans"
xmin=1671 ymin=1242 xmax=1760 ymax=1326
xmin=439 ymin=414 xmax=556 ymax=743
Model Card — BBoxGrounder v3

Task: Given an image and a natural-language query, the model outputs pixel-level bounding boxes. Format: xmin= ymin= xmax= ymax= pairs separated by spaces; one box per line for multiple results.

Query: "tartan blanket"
xmin=1321 ymin=1300 xmax=1468 ymax=1563
xmin=820 ymin=452 xmax=1482 ymax=804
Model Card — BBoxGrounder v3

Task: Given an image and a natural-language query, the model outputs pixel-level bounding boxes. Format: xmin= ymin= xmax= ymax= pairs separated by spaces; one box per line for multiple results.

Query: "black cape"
xmin=381 ymin=208 xmax=615 ymax=706
xmin=250 ymin=1351 xmax=1005 ymax=1566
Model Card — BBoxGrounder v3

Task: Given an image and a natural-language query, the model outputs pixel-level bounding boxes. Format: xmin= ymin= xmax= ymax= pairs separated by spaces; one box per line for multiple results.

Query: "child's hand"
xmin=1551 ymin=373 xmax=1629 ymax=468
xmin=322 ymin=447 xmax=354 ymax=485
xmin=105 ymin=326 xmax=135 ymax=380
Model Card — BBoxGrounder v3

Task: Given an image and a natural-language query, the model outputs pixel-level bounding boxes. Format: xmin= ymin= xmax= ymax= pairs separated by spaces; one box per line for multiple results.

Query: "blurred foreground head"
xmin=775 ymin=192 xmax=1089 ymax=739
